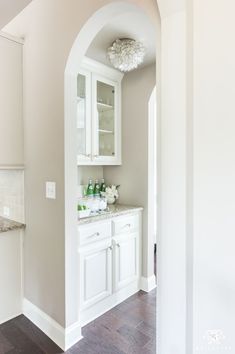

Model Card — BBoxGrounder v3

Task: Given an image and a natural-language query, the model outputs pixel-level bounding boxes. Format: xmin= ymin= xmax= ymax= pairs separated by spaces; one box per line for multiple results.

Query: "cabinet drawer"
xmin=112 ymin=214 xmax=139 ymax=235
xmin=78 ymin=221 xmax=112 ymax=246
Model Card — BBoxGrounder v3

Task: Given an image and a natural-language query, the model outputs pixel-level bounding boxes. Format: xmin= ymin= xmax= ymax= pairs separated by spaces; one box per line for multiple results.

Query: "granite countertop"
xmin=78 ymin=204 xmax=143 ymax=225
xmin=0 ymin=216 xmax=25 ymax=233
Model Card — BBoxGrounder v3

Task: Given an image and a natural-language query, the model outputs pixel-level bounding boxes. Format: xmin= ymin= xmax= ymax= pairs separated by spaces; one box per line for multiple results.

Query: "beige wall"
xmin=0 ymin=0 xmax=33 ymax=29
xmin=0 ymin=35 xmax=23 ymax=166
xmin=4 ymin=0 xmax=159 ymax=327
xmin=77 ymin=166 xmax=103 ymax=186
xmin=0 ymin=170 xmax=24 ymax=222
xmin=104 ymin=63 xmax=156 ymax=277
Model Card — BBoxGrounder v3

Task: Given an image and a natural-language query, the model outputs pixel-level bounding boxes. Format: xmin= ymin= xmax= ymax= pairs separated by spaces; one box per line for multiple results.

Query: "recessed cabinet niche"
xmin=77 ymin=57 xmax=123 ymax=165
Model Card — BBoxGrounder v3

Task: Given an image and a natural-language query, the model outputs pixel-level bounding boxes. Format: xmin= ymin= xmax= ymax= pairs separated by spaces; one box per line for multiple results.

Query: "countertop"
xmin=78 ymin=204 xmax=143 ymax=225
xmin=0 ymin=216 xmax=25 ymax=233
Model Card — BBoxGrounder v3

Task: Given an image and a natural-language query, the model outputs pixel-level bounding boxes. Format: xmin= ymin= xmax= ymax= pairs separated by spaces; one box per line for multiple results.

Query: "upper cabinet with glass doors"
xmin=77 ymin=57 xmax=123 ymax=165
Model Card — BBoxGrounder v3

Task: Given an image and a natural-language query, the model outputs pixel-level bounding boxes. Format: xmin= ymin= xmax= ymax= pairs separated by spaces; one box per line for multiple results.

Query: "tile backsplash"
xmin=0 ymin=170 xmax=24 ymax=223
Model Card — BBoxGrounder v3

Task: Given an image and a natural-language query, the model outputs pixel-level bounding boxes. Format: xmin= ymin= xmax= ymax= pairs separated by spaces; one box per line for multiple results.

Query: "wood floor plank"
xmin=0 ymin=331 xmax=14 ymax=354
xmin=136 ymin=320 xmax=156 ymax=338
xmin=117 ymin=323 xmax=150 ymax=348
xmin=13 ymin=315 xmax=62 ymax=354
xmin=0 ymin=320 xmax=45 ymax=354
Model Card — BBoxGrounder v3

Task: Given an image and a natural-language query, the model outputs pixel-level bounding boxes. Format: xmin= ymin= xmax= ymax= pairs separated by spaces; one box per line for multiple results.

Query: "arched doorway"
xmin=64 ymin=0 xmax=159 ymax=346
xmin=64 ymin=1 xmax=189 ymax=353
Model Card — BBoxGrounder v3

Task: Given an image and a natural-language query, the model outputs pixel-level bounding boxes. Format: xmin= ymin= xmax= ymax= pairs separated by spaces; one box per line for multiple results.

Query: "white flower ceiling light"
xmin=107 ymin=38 xmax=146 ymax=72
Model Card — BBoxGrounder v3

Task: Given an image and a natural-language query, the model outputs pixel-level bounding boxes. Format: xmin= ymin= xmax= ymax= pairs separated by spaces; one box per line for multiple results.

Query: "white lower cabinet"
xmin=113 ymin=232 xmax=138 ymax=292
xmin=78 ymin=212 xmax=141 ymax=326
xmin=79 ymin=239 xmax=112 ymax=310
xmin=0 ymin=230 xmax=23 ymax=324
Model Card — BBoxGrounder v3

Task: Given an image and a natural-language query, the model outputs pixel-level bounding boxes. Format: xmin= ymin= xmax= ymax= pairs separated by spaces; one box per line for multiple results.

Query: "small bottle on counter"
xmin=86 ymin=179 xmax=94 ymax=196
xmin=100 ymin=178 xmax=106 ymax=193
xmin=94 ymin=179 xmax=101 ymax=196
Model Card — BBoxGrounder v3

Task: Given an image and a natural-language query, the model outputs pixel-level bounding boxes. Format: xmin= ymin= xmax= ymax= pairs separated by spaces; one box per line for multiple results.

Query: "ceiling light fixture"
xmin=107 ymin=38 xmax=146 ymax=72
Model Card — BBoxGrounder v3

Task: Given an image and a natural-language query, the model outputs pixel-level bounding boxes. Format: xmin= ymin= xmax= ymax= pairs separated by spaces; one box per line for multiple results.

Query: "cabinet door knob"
xmin=108 ymin=246 xmax=113 ymax=251
xmin=122 ymin=223 xmax=131 ymax=229
xmin=88 ymin=232 xmax=100 ymax=238
xmin=116 ymin=243 xmax=120 ymax=248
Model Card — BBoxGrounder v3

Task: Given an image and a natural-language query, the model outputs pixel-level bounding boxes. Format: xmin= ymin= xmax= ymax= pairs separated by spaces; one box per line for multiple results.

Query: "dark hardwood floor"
xmin=0 ymin=289 xmax=156 ymax=354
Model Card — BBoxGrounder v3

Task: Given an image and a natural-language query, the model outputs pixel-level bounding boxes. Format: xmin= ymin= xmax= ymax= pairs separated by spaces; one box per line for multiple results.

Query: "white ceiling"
xmin=0 ymin=0 xmax=32 ymax=30
xmin=86 ymin=11 xmax=156 ymax=70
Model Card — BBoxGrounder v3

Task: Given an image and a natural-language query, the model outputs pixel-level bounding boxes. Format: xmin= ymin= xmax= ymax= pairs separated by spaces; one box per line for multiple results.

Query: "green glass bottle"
xmin=100 ymin=178 xmax=106 ymax=193
xmin=86 ymin=179 xmax=94 ymax=196
xmin=94 ymin=179 xmax=101 ymax=196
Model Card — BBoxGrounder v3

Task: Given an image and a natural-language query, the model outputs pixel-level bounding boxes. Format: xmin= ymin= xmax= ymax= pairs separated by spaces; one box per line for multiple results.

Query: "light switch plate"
xmin=46 ymin=181 xmax=56 ymax=199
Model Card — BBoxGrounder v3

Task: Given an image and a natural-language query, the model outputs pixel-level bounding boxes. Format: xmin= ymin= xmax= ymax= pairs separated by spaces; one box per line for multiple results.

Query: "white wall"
xmin=193 ymin=1 xmax=235 ymax=352
xmin=104 ymin=63 xmax=156 ymax=279
xmin=157 ymin=10 xmax=188 ymax=354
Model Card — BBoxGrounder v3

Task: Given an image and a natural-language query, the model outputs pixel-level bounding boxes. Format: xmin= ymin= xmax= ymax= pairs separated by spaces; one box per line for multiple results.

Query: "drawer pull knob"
xmin=88 ymin=232 xmax=100 ymax=238
xmin=122 ymin=223 xmax=131 ymax=229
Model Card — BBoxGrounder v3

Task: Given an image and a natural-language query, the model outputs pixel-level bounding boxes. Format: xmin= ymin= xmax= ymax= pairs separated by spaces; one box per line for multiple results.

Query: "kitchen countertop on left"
xmin=0 ymin=216 xmax=25 ymax=233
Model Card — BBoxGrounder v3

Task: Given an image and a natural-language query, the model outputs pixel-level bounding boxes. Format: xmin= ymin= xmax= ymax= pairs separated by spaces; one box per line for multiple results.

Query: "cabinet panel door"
xmin=77 ymin=69 xmax=92 ymax=163
xmin=92 ymin=74 xmax=121 ymax=164
xmin=80 ymin=240 xmax=112 ymax=309
xmin=114 ymin=233 xmax=138 ymax=291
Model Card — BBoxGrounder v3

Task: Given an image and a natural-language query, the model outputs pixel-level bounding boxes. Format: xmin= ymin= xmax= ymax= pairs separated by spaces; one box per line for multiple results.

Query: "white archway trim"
xmin=157 ymin=0 xmax=185 ymax=18
xmin=157 ymin=6 xmax=192 ymax=354
xmin=140 ymin=86 xmax=157 ymax=292
xmin=143 ymin=85 xmax=157 ymax=290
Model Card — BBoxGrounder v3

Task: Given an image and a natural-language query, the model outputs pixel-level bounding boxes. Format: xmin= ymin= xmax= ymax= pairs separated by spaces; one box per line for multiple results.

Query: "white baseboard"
xmin=64 ymin=321 xmax=83 ymax=351
xmin=140 ymin=275 xmax=156 ymax=292
xmin=23 ymin=298 xmax=82 ymax=351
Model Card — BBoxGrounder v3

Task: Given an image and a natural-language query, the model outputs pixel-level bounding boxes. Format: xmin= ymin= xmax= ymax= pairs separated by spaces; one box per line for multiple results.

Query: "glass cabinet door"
xmin=93 ymin=76 xmax=118 ymax=161
xmin=77 ymin=69 xmax=91 ymax=161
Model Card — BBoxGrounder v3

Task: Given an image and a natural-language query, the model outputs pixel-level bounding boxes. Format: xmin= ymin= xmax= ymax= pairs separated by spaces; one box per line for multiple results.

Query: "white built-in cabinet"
xmin=79 ymin=238 xmax=112 ymax=310
xmin=78 ymin=212 xmax=141 ymax=326
xmin=0 ymin=34 xmax=23 ymax=167
xmin=0 ymin=230 xmax=23 ymax=324
xmin=77 ymin=57 xmax=123 ymax=165
xmin=113 ymin=232 xmax=138 ymax=292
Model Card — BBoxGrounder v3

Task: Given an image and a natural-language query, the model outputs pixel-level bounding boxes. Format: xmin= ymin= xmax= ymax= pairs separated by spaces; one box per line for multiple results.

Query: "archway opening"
xmin=64 ymin=1 xmax=160 ymax=350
